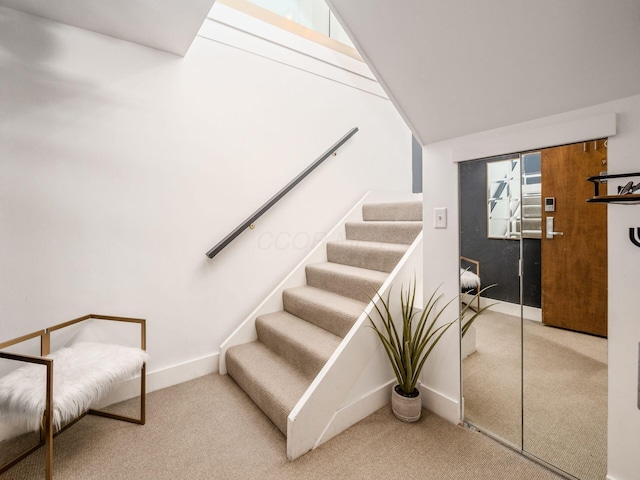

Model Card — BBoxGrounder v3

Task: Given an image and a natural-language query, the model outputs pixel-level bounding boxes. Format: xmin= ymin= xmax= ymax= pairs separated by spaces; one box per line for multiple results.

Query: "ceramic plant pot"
xmin=391 ymin=384 xmax=422 ymax=422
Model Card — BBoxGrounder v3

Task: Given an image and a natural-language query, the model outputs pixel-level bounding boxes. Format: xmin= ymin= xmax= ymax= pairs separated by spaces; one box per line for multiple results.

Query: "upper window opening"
xmin=218 ymin=0 xmax=360 ymax=60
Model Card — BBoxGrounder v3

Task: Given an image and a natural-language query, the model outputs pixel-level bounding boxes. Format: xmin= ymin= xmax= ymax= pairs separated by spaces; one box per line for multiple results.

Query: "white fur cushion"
xmin=460 ymin=268 xmax=481 ymax=290
xmin=0 ymin=342 xmax=149 ymax=432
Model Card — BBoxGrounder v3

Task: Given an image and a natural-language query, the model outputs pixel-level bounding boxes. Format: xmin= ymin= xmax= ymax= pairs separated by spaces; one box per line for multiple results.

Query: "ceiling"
xmin=0 ymin=0 xmax=216 ymax=56
xmin=3 ymin=0 xmax=639 ymax=141
xmin=327 ymin=0 xmax=640 ymax=144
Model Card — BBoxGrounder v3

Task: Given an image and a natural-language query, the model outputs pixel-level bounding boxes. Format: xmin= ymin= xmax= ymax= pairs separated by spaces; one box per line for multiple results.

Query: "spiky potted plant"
xmin=367 ymin=280 xmax=457 ymax=422
xmin=461 ymin=284 xmax=495 ymax=338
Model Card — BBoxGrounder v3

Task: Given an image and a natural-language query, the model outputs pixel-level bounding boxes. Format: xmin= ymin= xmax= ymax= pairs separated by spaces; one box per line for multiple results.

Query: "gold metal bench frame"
xmin=0 ymin=314 xmax=147 ymax=480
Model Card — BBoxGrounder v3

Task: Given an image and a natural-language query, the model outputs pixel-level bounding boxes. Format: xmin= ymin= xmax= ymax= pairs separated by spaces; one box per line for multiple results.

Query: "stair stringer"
xmin=286 ymin=231 xmax=423 ymax=460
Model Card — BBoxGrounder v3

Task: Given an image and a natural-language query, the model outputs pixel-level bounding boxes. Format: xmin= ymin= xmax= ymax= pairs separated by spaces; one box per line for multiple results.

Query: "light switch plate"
xmin=434 ymin=207 xmax=447 ymax=229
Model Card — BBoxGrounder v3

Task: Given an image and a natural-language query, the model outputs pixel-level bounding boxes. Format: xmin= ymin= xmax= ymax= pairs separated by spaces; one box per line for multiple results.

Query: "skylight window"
xmin=245 ymin=0 xmax=354 ymax=47
xmin=217 ymin=0 xmax=358 ymax=59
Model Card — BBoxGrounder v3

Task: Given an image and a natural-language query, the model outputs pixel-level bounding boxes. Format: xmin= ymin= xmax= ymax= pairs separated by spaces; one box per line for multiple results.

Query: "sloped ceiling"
xmin=327 ymin=0 xmax=640 ymax=144
xmin=0 ymin=0 xmax=216 ymax=56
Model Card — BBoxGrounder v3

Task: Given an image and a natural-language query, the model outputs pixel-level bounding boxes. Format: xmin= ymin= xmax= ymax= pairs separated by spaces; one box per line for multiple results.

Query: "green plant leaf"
xmin=368 ymin=279 xmax=457 ymax=394
xmin=460 ymin=284 xmax=496 ymax=337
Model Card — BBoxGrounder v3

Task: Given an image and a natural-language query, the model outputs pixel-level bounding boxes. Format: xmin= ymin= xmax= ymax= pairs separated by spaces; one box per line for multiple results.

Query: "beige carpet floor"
xmin=0 ymin=373 xmax=564 ymax=480
xmin=463 ymin=311 xmax=607 ymax=480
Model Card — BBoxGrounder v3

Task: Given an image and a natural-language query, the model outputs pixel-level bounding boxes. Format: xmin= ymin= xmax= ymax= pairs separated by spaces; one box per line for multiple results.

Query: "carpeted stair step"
xmin=522 ymin=194 xmax=541 ymax=206
xmin=305 ymin=262 xmax=388 ymax=303
xmin=283 ymin=286 xmax=367 ymax=338
xmin=362 ymin=201 xmax=422 ymax=221
xmin=345 ymin=221 xmax=422 ymax=245
xmin=522 ymin=204 xmax=541 ymax=217
xmin=225 ymin=198 xmax=423 ymax=442
xmin=522 ymin=217 xmax=541 ymax=230
xmin=226 ymin=341 xmax=310 ymax=436
xmin=255 ymin=311 xmax=342 ymax=379
xmin=326 ymin=240 xmax=408 ymax=273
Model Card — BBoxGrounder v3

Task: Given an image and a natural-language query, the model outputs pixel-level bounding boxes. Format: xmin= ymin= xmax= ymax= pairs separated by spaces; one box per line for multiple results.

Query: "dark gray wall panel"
xmin=459 ymin=157 xmax=541 ymax=307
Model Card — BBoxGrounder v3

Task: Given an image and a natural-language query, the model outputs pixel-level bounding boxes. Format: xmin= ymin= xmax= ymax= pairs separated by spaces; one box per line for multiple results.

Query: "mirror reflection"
xmin=523 ymin=140 xmax=608 ymax=480
xmin=460 ymin=156 xmax=522 ymax=448
xmin=460 ymin=141 xmax=608 ymax=480
xmin=487 ymin=156 xmax=521 ymax=239
xmin=487 ymin=155 xmax=542 ymax=240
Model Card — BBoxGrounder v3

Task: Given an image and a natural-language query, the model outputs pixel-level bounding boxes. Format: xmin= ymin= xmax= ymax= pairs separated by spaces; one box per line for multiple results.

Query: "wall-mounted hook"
xmin=630 ymin=227 xmax=640 ymax=248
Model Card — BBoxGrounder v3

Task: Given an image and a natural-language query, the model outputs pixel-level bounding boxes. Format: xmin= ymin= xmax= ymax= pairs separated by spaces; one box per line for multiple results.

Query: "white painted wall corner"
xmin=419 ymin=383 xmax=460 ymax=425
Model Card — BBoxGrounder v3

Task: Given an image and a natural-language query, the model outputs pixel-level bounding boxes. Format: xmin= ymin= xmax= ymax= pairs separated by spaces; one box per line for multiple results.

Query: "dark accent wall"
xmin=522 ymin=239 xmax=541 ymax=307
xmin=459 ymin=158 xmax=541 ymax=307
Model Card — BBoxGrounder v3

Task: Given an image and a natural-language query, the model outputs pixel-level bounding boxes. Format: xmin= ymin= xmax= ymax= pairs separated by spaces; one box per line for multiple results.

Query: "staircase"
xmin=521 ymin=193 xmax=542 ymax=238
xmin=220 ymin=194 xmax=424 ymax=458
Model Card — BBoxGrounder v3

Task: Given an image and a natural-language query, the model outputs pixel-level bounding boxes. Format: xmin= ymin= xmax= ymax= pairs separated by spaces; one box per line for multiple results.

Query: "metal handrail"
xmin=206 ymin=127 xmax=359 ymax=259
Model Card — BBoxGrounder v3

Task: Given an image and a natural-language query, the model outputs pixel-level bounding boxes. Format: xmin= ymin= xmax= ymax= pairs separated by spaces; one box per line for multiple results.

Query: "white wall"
xmin=0 ymin=6 xmax=410 ymax=380
xmin=421 ymin=94 xmax=640 ymax=480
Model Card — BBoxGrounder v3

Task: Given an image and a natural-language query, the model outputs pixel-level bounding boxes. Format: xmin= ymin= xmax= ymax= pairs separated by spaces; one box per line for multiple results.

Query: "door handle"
xmin=546 ymin=217 xmax=564 ymax=239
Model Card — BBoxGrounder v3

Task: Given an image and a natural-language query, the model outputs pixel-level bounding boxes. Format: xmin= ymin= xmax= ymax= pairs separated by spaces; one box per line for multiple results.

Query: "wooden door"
xmin=540 ymin=140 xmax=607 ymax=337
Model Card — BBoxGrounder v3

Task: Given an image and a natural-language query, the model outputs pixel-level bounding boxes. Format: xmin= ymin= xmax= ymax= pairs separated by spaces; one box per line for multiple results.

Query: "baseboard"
xmin=316 ymin=381 xmax=461 ymax=438
xmin=0 ymin=353 xmax=219 ymax=442
xmin=482 ymin=299 xmax=542 ymax=323
xmin=315 ymin=380 xmax=394 ymax=449
xmin=95 ymin=353 xmax=219 ymax=408
xmin=461 ymin=325 xmax=476 ymax=359
xmin=419 ymin=383 xmax=460 ymax=424
xmin=0 ymin=423 xmax=27 ymax=445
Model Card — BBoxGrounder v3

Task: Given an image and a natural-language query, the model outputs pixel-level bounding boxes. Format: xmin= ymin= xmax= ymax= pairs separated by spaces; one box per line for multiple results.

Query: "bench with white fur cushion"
xmin=460 ymin=256 xmax=481 ymax=311
xmin=0 ymin=313 xmax=147 ymax=480
xmin=0 ymin=342 xmax=149 ymax=432
xmin=460 ymin=268 xmax=481 ymax=291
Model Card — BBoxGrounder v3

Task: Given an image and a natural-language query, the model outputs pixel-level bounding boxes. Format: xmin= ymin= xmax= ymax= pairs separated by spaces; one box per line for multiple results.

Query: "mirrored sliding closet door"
xmin=459 ymin=155 xmax=523 ymax=448
xmin=459 ymin=140 xmax=608 ymax=480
